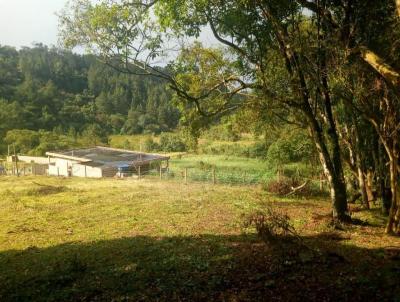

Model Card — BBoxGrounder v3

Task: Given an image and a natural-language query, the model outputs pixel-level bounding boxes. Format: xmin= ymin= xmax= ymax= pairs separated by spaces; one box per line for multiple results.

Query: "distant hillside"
xmin=0 ymin=44 xmax=180 ymax=151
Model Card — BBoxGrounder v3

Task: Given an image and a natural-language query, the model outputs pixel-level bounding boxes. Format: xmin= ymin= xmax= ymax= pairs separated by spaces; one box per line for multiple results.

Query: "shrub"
xmin=143 ymin=137 xmax=160 ymax=152
xmin=263 ymin=176 xmax=323 ymax=197
xmin=159 ymin=133 xmax=186 ymax=152
xmin=199 ymin=141 xmax=266 ymax=158
xmin=248 ymin=141 xmax=267 ymax=158
xmin=266 ymin=128 xmax=314 ymax=166
xmin=5 ymin=129 xmax=40 ymax=154
xmin=263 ymin=177 xmax=302 ymax=196
xmin=197 ymin=161 xmax=213 ymax=170
xmin=203 ymin=123 xmax=240 ymax=142
xmin=243 ymin=208 xmax=297 ymax=245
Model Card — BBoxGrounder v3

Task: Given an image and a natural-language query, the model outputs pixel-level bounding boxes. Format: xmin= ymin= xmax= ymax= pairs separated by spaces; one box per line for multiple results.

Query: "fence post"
xmin=57 ymin=167 xmax=59 ymax=177
xmin=159 ymin=164 xmax=162 ymax=179
xmin=184 ymin=168 xmax=188 ymax=185
xmin=138 ymin=165 xmax=141 ymax=179
xmin=212 ymin=167 xmax=216 ymax=185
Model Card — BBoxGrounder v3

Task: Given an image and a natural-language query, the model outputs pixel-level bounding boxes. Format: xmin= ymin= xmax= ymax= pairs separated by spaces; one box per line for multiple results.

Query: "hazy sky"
xmin=0 ymin=0 xmax=217 ymax=50
xmin=0 ymin=0 xmax=67 ymax=48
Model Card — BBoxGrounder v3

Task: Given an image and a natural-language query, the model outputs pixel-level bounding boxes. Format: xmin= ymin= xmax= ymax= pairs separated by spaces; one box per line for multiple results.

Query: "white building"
xmin=46 ymin=146 xmax=169 ymax=178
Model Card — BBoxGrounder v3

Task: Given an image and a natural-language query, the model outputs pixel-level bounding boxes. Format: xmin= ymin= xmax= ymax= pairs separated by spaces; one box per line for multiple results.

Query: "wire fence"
xmin=0 ymin=161 xmax=47 ymax=176
xmin=0 ymin=160 xmax=326 ymax=190
xmin=146 ymin=167 xmax=269 ymax=186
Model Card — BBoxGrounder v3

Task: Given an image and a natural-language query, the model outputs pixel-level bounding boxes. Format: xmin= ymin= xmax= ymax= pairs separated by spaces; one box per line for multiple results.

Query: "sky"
xmin=0 ymin=0 xmax=69 ymax=49
xmin=0 ymin=0 xmax=218 ymax=51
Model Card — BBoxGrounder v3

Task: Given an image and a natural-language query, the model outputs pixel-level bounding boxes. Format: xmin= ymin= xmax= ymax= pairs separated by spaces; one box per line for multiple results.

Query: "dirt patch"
xmin=26 ymin=182 xmax=67 ymax=196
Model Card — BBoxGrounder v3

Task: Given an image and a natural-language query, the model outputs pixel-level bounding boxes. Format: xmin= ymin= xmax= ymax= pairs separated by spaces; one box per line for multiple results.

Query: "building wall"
xmin=48 ymin=158 xmax=78 ymax=177
xmin=71 ymin=164 xmax=103 ymax=178
xmin=16 ymin=156 xmax=55 ymax=165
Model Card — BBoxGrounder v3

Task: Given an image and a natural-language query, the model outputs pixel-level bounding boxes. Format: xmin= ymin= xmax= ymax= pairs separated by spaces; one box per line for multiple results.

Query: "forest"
xmin=0 ymin=44 xmax=180 ymax=154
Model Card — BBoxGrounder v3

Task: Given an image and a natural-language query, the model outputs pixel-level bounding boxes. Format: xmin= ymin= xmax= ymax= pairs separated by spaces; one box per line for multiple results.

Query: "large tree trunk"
xmin=260 ymin=3 xmax=349 ymax=221
xmin=358 ymin=166 xmax=370 ymax=208
xmin=365 ymin=170 xmax=375 ymax=203
xmin=386 ymin=157 xmax=399 ymax=234
xmin=377 ymin=140 xmax=391 ymax=215
xmin=305 ymin=107 xmax=349 ymax=221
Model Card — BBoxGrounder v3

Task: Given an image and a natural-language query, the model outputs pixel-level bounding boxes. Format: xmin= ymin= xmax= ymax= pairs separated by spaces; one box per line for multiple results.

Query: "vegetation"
xmin=0 ymin=44 xmax=180 ymax=154
xmin=1 ymin=1 xmax=400 ymax=300
xmin=60 ymin=0 xmax=400 ymax=233
xmin=0 ymin=176 xmax=398 ymax=301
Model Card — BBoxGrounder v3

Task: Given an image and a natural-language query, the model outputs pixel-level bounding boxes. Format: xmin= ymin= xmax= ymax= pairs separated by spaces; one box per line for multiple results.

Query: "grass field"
xmin=167 ymin=154 xmax=270 ymax=184
xmin=0 ymin=176 xmax=399 ymax=301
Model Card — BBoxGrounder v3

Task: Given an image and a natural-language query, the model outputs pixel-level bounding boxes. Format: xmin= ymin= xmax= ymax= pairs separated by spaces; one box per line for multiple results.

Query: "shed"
xmin=46 ymin=146 xmax=169 ymax=178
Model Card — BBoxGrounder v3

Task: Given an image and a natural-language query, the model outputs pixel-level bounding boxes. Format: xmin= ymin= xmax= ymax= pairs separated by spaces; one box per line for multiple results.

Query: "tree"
xmin=59 ymin=0 xmax=352 ymax=221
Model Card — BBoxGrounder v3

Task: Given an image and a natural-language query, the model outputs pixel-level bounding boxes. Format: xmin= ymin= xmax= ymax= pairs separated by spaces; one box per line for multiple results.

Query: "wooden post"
xmin=159 ymin=164 xmax=162 ymax=179
xmin=23 ymin=166 xmax=26 ymax=176
xmin=33 ymin=164 xmax=36 ymax=176
xmin=57 ymin=167 xmax=60 ymax=177
xmin=84 ymin=165 xmax=87 ymax=177
xmin=184 ymin=168 xmax=188 ymax=184
xmin=138 ymin=165 xmax=141 ymax=179
xmin=13 ymin=144 xmax=19 ymax=177
xmin=212 ymin=167 xmax=216 ymax=185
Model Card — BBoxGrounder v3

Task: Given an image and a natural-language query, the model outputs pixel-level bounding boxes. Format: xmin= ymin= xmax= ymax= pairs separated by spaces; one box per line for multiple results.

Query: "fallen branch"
xmin=285 ymin=180 xmax=310 ymax=196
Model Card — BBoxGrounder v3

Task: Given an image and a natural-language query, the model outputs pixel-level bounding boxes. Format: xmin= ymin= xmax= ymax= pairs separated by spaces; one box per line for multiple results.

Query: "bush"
xmin=143 ymin=137 xmax=160 ymax=152
xmin=263 ymin=176 xmax=323 ymax=197
xmin=199 ymin=141 xmax=267 ymax=158
xmin=248 ymin=141 xmax=267 ymax=158
xmin=203 ymin=123 xmax=240 ymax=142
xmin=263 ymin=177 xmax=302 ymax=196
xmin=159 ymin=133 xmax=186 ymax=152
xmin=243 ymin=208 xmax=297 ymax=246
xmin=5 ymin=129 xmax=40 ymax=154
xmin=266 ymin=129 xmax=314 ymax=166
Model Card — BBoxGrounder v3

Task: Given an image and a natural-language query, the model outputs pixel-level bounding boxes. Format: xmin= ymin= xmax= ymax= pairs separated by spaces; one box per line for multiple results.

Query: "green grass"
xmin=166 ymin=154 xmax=268 ymax=185
xmin=0 ymin=176 xmax=264 ymax=300
xmin=0 ymin=176 xmax=399 ymax=301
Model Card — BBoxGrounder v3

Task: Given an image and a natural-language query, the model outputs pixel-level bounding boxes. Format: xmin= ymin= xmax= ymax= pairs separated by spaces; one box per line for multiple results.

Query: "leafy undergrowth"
xmin=0 ymin=176 xmax=399 ymax=301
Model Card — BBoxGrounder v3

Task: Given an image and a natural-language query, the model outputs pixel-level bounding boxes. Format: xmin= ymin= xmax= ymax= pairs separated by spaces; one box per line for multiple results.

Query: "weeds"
xmin=243 ymin=207 xmax=298 ymax=246
xmin=26 ymin=182 xmax=67 ymax=196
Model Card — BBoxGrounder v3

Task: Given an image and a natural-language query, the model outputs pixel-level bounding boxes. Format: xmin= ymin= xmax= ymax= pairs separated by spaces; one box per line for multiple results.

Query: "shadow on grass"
xmin=0 ymin=233 xmax=399 ymax=302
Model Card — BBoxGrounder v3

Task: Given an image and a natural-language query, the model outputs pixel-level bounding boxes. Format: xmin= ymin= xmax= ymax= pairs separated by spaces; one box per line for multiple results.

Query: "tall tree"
xmin=60 ymin=0 xmax=352 ymax=221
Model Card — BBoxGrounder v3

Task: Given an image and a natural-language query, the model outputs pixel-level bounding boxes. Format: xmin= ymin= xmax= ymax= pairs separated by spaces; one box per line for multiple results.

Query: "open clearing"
xmin=0 ymin=176 xmax=399 ymax=301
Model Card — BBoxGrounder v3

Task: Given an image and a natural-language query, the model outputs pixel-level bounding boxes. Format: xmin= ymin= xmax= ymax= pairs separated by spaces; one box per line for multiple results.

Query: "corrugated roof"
xmin=46 ymin=146 xmax=169 ymax=168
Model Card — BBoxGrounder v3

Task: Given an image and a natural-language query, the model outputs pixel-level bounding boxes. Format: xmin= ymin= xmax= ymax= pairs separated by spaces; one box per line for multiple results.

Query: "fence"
xmin=146 ymin=166 xmax=267 ymax=186
xmin=0 ymin=161 xmax=47 ymax=176
xmin=0 ymin=160 xmax=327 ymax=190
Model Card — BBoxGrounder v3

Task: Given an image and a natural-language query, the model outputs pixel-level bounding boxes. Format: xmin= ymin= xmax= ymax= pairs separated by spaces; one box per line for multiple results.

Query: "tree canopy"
xmin=59 ymin=0 xmax=400 ymax=232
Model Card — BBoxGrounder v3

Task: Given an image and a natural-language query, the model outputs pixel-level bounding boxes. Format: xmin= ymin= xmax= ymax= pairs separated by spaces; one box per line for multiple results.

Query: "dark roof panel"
xmin=47 ymin=146 xmax=169 ymax=168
